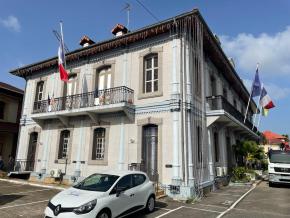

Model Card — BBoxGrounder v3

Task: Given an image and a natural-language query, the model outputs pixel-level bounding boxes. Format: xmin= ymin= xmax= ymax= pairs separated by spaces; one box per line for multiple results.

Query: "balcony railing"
xmin=33 ymin=86 xmax=134 ymax=114
xmin=11 ymin=159 xmax=35 ymax=172
xmin=206 ymin=95 xmax=257 ymax=132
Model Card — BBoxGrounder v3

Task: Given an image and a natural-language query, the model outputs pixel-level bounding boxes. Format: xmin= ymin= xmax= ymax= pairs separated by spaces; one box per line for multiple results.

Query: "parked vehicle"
xmin=44 ymin=170 xmax=155 ymax=218
xmin=268 ymin=150 xmax=290 ymax=187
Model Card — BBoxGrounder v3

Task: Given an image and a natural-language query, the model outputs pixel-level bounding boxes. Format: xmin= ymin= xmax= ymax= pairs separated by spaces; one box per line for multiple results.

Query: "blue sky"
xmin=1 ymin=0 xmax=290 ymax=134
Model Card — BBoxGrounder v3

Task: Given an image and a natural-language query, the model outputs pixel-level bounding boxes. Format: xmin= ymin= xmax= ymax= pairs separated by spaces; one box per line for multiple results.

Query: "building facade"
xmin=10 ymin=9 xmax=258 ymax=199
xmin=0 ymin=82 xmax=23 ymax=169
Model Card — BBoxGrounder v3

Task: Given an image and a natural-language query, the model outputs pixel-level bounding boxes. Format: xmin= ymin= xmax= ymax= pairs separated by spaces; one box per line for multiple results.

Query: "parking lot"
xmin=0 ymin=179 xmax=254 ymax=218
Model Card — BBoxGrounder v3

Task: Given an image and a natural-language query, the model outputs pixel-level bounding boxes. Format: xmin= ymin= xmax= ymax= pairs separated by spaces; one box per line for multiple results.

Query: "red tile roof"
xmin=263 ymin=130 xmax=287 ymax=144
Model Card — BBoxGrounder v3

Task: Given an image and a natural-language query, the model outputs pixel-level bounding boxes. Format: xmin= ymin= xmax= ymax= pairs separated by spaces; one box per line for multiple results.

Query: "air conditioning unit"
xmin=50 ymin=169 xmax=62 ymax=178
xmin=216 ymin=167 xmax=223 ymax=177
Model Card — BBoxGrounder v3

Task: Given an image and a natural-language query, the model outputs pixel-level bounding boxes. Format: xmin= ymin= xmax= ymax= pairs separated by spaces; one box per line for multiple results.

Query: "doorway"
xmin=26 ymin=132 xmax=38 ymax=171
xmin=142 ymin=124 xmax=158 ymax=182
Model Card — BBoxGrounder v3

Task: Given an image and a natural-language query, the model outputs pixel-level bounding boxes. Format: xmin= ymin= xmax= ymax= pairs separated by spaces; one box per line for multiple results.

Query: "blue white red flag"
xmin=260 ymin=87 xmax=275 ymax=109
xmin=58 ymin=23 xmax=68 ymax=82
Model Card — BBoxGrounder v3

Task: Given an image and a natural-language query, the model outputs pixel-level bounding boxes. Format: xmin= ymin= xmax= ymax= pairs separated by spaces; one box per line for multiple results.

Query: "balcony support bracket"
xmin=206 ymin=116 xmax=220 ymax=127
xmin=57 ymin=116 xmax=69 ymax=127
xmin=86 ymin=112 xmax=99 ymax=123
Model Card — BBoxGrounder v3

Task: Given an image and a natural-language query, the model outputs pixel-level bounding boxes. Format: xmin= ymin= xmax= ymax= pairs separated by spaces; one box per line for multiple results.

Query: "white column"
xmin=220 ymin=128 xmax=227 ymax=168
xmin=41 ymin=123 xmax=50 ymax=174
xmin=185 ymin=40 xmax=194 ymax=186
xmin=118 ymin=51 xmax=128 ymax=170
xmin=75 ymin=119 xmax=84 ymax=177
xmin=207 ymin=129 xmax=215 ymax=181
xmin=171 ymin=37 xmax=181 ymax=184
xmin=118 ymin=117 xmax=125 ymax=170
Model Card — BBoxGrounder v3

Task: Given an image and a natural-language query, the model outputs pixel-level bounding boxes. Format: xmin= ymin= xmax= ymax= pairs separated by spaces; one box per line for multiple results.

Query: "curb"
xmin=216 ymin=180 xmax=262 ymax=218
xmin=0 ymin=178 xmax=66 ymax=191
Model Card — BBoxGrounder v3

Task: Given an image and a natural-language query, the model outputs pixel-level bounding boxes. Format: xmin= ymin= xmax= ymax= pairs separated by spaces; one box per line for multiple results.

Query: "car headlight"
xmin=73 ymin=199 xmax=97 ymax=214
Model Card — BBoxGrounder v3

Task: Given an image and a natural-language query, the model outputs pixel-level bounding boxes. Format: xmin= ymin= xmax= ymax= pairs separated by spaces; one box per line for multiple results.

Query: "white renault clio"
xmin=44 ymin=170 xmax=155 ymax=218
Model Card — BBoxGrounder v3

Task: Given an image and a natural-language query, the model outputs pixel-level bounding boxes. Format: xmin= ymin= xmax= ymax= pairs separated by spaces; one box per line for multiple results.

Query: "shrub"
xmin=231 ymin=167 xmax=250 ymax=182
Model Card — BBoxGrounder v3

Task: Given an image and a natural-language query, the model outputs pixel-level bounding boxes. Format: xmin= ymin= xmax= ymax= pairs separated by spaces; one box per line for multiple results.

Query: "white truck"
xmin=268 ymin=150 xmax=290 ymax=187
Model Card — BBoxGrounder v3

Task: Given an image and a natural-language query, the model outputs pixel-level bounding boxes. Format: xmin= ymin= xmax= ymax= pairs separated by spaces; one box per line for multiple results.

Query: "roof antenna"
xmin=122 ymin=3 xmax=131 ymax=29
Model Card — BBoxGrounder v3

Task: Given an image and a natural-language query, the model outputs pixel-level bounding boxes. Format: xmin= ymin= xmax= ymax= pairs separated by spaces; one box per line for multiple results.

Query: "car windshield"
xmin=73 ymin=174 xmax=119 ymax=192
xmin=269 ymin=153 xmax=290 ymax=164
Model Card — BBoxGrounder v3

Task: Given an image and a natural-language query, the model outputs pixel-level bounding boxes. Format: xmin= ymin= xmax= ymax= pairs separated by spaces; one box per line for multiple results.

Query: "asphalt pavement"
xmin=0 ymin=179 xmax=289 ymax=218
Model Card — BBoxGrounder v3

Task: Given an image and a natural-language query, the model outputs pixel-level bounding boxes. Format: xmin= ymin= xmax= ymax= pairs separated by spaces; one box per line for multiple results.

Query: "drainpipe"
xmin=171 ymin=37 xmax=181 ymax=185
xmin=118 ymin=51 xmax=128 ymax=170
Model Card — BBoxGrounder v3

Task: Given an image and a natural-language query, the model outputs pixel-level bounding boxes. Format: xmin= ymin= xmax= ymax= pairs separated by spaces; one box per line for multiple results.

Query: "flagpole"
xmin=60 ymin=21 xmax=66 ymax=69
xmin=244 ymin=88 xmax=252 ymax=123
xmin=244 ymin=63 xmax=259 ymax=123
xmin=252 ymin=83 xmax=263 ymax=130
xmin=257 ymin=107 xmax=263 ymax=130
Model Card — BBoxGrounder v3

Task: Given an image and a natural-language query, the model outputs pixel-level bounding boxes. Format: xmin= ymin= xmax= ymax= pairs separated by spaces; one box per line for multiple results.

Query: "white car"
xmin=44 ymin=170 xmax=156 ymax=218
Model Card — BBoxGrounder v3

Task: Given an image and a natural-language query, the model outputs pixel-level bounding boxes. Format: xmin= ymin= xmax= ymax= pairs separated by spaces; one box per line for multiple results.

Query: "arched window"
xmin=144 ymin=54 xmax=158 ymax=93
xmin=97 ymin=66 xmax=111 ymax=91
xmin=92 ymin=128 xmax=106 ymax=160
xmin=35 ymin=81 xmax=44 ymax=102
xmin=58 ymin=130 xmax=70 ymax=159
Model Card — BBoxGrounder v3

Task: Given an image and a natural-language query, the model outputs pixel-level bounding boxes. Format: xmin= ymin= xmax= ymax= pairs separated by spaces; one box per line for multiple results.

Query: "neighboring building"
xmin=0 ymin=82 xmax=23 ymax=169
xmin=262 ymin=130 xmax=288 ymax=152
xmin=10 ymin=9 xmax=258 ymax=199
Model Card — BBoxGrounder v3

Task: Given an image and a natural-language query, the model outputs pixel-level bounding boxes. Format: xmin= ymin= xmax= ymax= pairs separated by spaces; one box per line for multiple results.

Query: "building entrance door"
xmin=26 ymin=132 xmax=38 ymax=171
xmin=142 ymin=125 xmax=158 ymax=182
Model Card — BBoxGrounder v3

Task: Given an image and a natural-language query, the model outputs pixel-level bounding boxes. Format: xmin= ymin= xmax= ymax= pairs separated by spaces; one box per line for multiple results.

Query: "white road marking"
xmin=183 ymin=206 xmax=221 ymax=214
xmin=155 ymin=206 xmax=184 ymax=218
xmin=1 ymin=189 xmax=51 ymax=196
xmin=0 ymin=184 xmax=23 ymax=188
xmin=216 ymin=182 xmax=259 ymax=218
xmin=0 ymin=200 xmax=49 ymax=210
xmin=211 ymin=192 xmax=241 ymax=197
xmin=155 ymin=207 xmax=172 ymax=211
xmin=197 ymin=203 xmax=227 ymax=208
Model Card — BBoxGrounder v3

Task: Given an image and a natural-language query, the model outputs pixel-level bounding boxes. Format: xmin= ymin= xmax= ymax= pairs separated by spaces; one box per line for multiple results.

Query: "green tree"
xmin=234 ymin=140 xmax=265 ymax=169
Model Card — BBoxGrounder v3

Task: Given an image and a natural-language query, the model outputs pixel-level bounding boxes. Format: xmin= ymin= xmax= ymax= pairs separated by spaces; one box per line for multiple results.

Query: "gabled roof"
xmin=263 ymin=131 xmax=286 ymax=140
xmin=0 ymin=82 xmax=24 ymax=95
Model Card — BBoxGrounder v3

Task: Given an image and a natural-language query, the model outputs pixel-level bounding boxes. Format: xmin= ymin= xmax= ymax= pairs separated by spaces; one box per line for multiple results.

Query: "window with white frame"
xmin=144 ymin=54 xmax=158 ymax=93
xmin=92 ymin=128 xmax=106 ymax=160
xmin=35 ymin=81 xmax=44 ymax=102
xmin=58 ymin=130 xmax=70 ymax=159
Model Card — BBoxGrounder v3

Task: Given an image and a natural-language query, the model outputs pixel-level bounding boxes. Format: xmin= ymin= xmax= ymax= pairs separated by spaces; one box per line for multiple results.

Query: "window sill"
xmin=87 ymin=159 xmax=108 ymax=166
xmin=55 ymin=159 xmax=71 ymax=164
xmin=138 ymin=91 xmax=163 ymax=100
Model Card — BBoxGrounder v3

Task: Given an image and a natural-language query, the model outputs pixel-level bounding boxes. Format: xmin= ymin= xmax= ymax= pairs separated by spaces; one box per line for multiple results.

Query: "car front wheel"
xmin=97 ymin=210 xmax=111 ymax=218
xmin=145 ymin=195 xmax=155 ymax=213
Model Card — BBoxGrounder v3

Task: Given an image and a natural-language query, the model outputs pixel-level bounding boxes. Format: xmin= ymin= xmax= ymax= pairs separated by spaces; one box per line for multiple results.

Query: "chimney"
xmin=111 ymin=24 xmax=128 ymax=37
xmin=79 ymin=35 xmax=95 ymax=47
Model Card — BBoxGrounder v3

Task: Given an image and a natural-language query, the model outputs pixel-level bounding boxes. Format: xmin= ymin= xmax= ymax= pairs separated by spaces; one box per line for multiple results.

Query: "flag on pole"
xmin=251 ymin=67 xmax=262 ymax=97
xmin=260 ymin=87 xmax=275 ymax=109
xmin=262 ymin=107 xmax=269 ymax=116
xmin=58 ymin=22 xmax=68 ymax=82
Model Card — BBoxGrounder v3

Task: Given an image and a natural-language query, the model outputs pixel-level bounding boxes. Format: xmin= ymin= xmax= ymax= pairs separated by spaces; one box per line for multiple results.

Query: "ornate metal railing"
xmin=206 ymin=95 xmax=257 ymax=132
xmin=12 ymin=159 xmax=35 ymax=172
xmin=33 ymin=86 xmax=134 ymax=114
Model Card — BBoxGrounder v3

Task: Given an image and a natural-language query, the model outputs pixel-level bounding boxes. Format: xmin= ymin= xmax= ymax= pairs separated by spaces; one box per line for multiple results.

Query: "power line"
xmin=135 ymin=0 xmax=159 ymax=22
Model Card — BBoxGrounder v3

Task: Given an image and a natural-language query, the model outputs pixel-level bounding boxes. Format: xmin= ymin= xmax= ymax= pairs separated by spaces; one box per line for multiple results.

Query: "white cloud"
xmin=242 ymin=79 xmax=290 ymax=100
xmin=0 ymin=15 xmax=21 ymax=32
xmin=220 ymin=27 xmax=290 ymax=77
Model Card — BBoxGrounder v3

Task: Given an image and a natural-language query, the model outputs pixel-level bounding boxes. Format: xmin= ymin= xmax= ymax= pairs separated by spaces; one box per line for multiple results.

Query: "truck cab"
xmin=268 ymin=150 xmax=290 ymax=187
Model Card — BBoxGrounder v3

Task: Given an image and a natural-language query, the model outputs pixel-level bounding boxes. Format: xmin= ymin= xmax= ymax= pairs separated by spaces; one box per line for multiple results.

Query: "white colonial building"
xmin=10 ymin=9 xmax=258 ymax=199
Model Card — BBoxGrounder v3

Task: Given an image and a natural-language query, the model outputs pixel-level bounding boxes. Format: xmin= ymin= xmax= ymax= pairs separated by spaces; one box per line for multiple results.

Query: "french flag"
xmin=58 ymin=23 xmax=68 ymax=82
xmin=260 ymin=87 xmax=275 ymax=109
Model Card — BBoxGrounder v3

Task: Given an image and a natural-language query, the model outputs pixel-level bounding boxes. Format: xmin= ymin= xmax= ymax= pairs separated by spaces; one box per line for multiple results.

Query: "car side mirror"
xmin=116 ymin=186 xmax=125 ymax=197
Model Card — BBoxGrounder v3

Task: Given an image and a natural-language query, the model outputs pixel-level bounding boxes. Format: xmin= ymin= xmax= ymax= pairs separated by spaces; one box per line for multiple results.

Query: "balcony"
xmin=206 ymin=95 xmax=258 ymax=137
xmin=31 ymin=86 xmax=134 ymax=124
